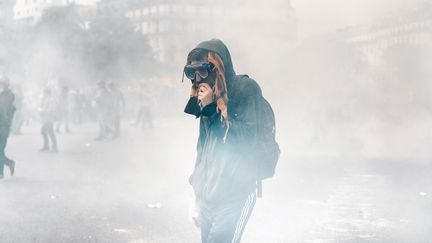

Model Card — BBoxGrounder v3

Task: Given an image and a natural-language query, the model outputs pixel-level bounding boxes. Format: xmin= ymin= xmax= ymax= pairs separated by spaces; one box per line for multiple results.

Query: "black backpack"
xmin=256 ymin=97 xmax=280 ymax=180
xmin=255 ymin=95 xmax=280 ymax=197
xmin=237 ymin=75 xmax=280 ymax=197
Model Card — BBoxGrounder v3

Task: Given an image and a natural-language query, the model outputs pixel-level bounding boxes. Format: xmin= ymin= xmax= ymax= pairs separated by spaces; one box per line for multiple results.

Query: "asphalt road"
xmin=0 ymin=119 xmax=431 ymax=242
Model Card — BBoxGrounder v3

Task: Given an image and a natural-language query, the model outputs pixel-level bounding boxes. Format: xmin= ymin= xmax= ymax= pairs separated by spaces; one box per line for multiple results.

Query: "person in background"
xmin=131 ymin=82 xmax=153 ymax=129
xmin=55 ymin=86 xmax=71 ymax=133
xmin=0 ymin=77 xmax=16 ymax=179
xmin=108 ymin=82 xmax=125 ymax=139
xmin=71 ymin=89 xmax=84 ymax=125
xmin=39 ymin=88 xmax=58 ymax=152
xmin=94 ymin=81 xmax=113 ymax=140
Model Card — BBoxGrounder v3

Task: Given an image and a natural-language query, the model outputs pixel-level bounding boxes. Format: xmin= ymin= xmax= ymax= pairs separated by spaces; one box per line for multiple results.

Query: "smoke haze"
xmin=0 ymin=0 xmax=431 ymax=242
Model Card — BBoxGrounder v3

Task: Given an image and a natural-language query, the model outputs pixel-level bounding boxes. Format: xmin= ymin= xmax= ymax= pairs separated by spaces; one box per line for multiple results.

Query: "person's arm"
xmin=194 ymin=117 xmax=206 ymax=168
xmin=206 ymin=80 xmax=260 ymax=146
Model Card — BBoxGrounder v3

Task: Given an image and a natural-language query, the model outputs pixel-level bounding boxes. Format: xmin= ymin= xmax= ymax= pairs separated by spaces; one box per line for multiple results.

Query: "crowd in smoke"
xmin=0 ymin=3 xmax=166 ymax=153
xmin=6 ymin=78 xmax=154 ymax=152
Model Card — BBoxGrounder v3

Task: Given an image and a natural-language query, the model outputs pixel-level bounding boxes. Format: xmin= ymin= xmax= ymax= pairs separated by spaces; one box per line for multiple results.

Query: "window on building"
xmin=142 ymin=22 xmax=149 ymax=34
xmin=150 ymin=6 xmax=157 ymax=15
xmin=159 ymin=21 xmax=166 ymax=32
xmin=199 ymin=7 xmax=210 ymax=16
xmin=166 ymin=5 xmax=173 ymax=14
xmin=134 ymin=24 xmax=141 ymax=32
xmin=159 ymin=4 xmax=168 ymax=15
xmin=171 ymin=5 xmax=178 ymax=15
xmin=150 ymin=22 xmax=156 ymax=34
xmin=185 ymin=6 xmax=194 ymax=15
xmin=142 ymin=8 xmax=149 ymax=16
xmin=134 ymin=9 xmax=141 ymax=17
xmin=155 ymin=37 xmax=160 ymax=49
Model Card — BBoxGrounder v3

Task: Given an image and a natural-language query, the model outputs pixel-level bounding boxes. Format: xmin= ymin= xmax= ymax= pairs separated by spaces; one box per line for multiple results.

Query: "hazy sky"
xmin=291 ymin=0 xmax=420 ymax=38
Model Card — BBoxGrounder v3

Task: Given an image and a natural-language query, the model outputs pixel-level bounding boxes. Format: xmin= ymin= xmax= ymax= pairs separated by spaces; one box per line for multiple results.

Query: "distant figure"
xmin=0 ymin=77 xmax=16 ymax=179
xmin=71 ymin=89 xmax=84 ymax=125
xmin=108 ymin=82 xmax=125 ymax=139
xmin=131 ymin=82 xmax=153 ymax=129
xmin=94 ymin=81 xmax=113 ymax=140
xmin=55 ymin=86 xmax=71 ymax=133
xmin=39 ymin=88 xmax=58 ymax=152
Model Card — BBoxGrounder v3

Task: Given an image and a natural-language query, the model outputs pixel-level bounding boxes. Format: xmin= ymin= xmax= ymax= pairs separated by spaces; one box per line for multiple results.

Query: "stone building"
xmin=122 ymin=0 xmax=297 ymax=65
xmin=0 ymin=0 xmax=15 ymax=26
xmin=338 ymin=4 xmax=432 ymax=65
xmin=13 ymin=0 xmax=99 ymax=24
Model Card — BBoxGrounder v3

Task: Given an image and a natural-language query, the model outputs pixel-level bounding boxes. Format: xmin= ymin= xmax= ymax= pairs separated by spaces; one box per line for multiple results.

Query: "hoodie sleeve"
xmin=209 ymin=78 xmax=261 ymax=148
xmin=194 ymin=117 xmax=207 ymax=168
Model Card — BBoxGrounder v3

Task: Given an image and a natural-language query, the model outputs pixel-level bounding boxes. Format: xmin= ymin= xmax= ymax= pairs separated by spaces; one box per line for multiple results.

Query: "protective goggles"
xmin=183 ymin=62 xmax=215 ymax=82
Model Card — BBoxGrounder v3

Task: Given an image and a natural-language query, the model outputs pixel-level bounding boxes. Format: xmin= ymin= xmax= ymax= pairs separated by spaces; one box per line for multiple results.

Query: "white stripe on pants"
xmin=231 ymin=192 xmax=256 ymax=243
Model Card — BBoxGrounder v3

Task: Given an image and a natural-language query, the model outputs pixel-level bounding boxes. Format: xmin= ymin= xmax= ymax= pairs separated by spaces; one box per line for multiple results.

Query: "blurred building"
xmin=338 ymin=3 xmax=432 ymax=65
xmin=13 ymin=0 xmax=100 ymax=24
xmin=0 ymin=0 xmax=15 ymax=26
xmin=124 ymin=0 xmax=211 ymax=63
xmin=115 ymin=0 xmax=297 ymax=65
xmin=0 ymin=0 xmax=15 ymax=75
xmin=96 ymin=0 xmax=127 ymax=16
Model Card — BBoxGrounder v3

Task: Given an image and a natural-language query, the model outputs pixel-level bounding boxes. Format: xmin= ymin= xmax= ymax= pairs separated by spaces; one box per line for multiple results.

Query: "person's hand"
xmin=197 ymin=83 xmax=214 ymax=108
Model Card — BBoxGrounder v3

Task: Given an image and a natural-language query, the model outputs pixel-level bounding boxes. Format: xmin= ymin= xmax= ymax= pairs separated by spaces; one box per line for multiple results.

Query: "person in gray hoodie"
xmin=184 ymin=39 xmax=262 ymax=243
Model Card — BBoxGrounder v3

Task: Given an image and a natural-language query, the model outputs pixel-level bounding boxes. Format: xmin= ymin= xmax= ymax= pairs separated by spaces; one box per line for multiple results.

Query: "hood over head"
xmin=185 ymin=39 xmax=236 ymax=126
xmin=188 ymin=38 xmax=236 ymax=84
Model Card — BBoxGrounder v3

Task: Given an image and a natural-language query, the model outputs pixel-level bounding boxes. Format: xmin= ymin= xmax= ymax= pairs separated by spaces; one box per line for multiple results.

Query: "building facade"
xmin=338 ymin=4 xmax=432 ymax=65
xmin=14 ymin=0 xmax=99 ymax=24
xmin=121 ymin=0 xmax=297 ymax=64
xmin=0 ymin=0 xmax=15 ymax=26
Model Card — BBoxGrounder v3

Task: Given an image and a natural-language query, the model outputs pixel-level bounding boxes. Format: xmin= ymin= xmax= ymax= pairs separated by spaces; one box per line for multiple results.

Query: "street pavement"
xmin=0 ymin=119 xmax=431 ymax=243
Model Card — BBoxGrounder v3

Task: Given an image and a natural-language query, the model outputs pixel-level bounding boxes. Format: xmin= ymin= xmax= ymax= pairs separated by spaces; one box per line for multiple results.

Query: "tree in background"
xmin=85 ymin=6 xmax=156 ymax=82
xmin=2 ymin=4 xmax=156 ymax=86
